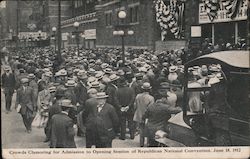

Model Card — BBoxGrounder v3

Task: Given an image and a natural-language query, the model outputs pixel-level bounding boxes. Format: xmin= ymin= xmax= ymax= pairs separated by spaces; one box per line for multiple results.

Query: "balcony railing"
xmin=61 ymin=12 xmax=97 ymax=26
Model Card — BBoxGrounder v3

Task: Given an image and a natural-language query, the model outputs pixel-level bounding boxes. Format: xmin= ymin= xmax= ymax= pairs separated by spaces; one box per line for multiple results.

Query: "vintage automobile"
xmin=163 ymin=50 xmax=250 ymax=146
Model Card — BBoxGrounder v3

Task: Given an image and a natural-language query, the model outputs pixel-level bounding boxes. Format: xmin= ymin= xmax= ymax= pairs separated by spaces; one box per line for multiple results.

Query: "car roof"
xmin=185 ymin=50 xmax=250 ymax=68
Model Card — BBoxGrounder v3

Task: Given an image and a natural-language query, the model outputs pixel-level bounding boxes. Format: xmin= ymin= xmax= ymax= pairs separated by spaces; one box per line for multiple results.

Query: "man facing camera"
xmin=95 ymin=92 xmax=119 ymax=148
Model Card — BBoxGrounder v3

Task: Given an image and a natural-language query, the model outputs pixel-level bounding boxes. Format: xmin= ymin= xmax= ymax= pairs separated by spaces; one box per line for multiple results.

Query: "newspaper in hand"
xmin=16 ymin=104 xmax=21 ymax=113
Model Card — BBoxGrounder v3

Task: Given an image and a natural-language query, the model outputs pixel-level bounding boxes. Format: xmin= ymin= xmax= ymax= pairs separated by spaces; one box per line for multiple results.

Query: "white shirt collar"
xmin=61 ymin=111 xmax=68 ymax=115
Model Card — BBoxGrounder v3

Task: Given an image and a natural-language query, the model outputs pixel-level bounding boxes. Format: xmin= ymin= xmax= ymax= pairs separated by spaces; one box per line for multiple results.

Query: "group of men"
xmin=1 ymin=43 xmax=238 ymax=148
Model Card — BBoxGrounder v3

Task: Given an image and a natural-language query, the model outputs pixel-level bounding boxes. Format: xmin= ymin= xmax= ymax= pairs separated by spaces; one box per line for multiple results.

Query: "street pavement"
xmin=1 ymin=90 xmax=140 ymax=149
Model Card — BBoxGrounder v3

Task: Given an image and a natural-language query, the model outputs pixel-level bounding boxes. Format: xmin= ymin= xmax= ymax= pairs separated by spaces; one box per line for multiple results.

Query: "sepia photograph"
xmin=0 ymin=0 xmax=249 ymax=158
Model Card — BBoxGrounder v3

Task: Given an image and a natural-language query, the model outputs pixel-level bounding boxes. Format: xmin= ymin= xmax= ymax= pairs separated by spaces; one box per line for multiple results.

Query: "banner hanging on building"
xmin=199 ymin=0 xmax=248 ymax=24
xmin=154 ymin=0 xmax=184 ymax=40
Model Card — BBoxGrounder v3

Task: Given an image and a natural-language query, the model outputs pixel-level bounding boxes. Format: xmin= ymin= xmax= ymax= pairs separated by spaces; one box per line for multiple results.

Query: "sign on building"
xmin=62 ymin=33 xmax=69 ymax=41
xmin=199 ymin=0 xmax=248 ymax=24
xmin=0 ymin=1 xmax=6 ymax=8
xmin=84 ymin=29 xmax=96 ymax=40
xmin=18 ymin=32 xmax=47 ymax=40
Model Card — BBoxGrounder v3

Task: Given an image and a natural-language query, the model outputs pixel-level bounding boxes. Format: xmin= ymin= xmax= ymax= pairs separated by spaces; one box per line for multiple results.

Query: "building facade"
xmin=95 ymin=0 xmax=161 ymax=49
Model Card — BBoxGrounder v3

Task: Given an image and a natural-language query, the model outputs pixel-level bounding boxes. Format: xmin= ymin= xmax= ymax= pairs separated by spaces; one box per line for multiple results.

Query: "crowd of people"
xmin=1 ymin=39 xmax=247 ymax=148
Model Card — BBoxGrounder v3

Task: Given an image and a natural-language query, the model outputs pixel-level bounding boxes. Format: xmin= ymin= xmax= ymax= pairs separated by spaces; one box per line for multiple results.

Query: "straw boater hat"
xmin=162 ymin=62 xmax=168 ymax=67
xmin=159 ymin=82 xmax=170 ymax=89
xmin=87 ymin=88 xmax=98 ymax=95
xmin=87 ymin=76 xmax=97 ymax=86
xmin=77 ymin=70 xmax=88 ymax=79
xmin=139 ymin=67 xmax=148 ymax=73
xmin=21 ymin=78 xmax=29 ymax=84
xmin=169 ymin=66 xmax=178 ymax=73
xmin=90 ymin=81 xmax=100 ymax=88
xmin=104 ymin=68 xmax=113 ymax=74
xmin=88 ymin=68 xmax=96 ymax=75
xmin=109 ymin=74 xmax=120 ymax=82
xmin=44 ymin=71 xmax=53 ymax=77
xmin=48 ymin=86 xmax=57 ymax=93
xmin=60 ymin=99 xmax=74 ymax=108
xmin=95 ymin=72 xmax=104 ymax=80
xmin=101 ymin=63 xmax=109 ymax=69
xmin=117 ymin=69 xmax=125 ymax=76
xmin=43 ymin=68 xmax=50 ymax=72
xmin=28 ymin=73 xmax=36 ymax=79
xmin=4 ymin=66 xmax=11 ymax=71
xmin=141 ymin=82 xmax=152 ymax=90
xmin=102 ymin=76 xmax=111 ymax=84
xmin=95 ymin=92 xmax=109 ymax=99
xmin=65 ymin=80 xmax=76 ymax=87
xmin=144 ymin=64 xmax=151 ymax=70
xmin=58 ymin=69 xmax=67 ymax=76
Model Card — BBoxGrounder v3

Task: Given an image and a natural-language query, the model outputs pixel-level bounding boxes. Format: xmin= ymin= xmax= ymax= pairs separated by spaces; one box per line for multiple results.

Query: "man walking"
xmin=15 ymin=78 xmax=36 ymax=133
xmin=2 ymin=66 xmax=16 ymax=113
xmin=133 ymin=82 xmax=155 ymax=147
xmin=95 ymin=92 xmax=119 ymax=148
xmin=50 ymin=99 xmax=76 ymax=148
xmin=114 ymin=78 xmax=136 ymax=140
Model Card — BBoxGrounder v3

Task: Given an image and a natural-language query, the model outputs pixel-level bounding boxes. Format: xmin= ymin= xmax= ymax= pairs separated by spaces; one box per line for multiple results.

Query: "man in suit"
xmin=50 ymin=99 xmax=76 ymax=148
xmin=15 ymin=78 xmax=36 ymax=133
xmin=95 ymin=92 xmax=119 ymax=148
xmin=44 ymin=87 xmax=64 ymax=142
xmin=1 ymin=66 xmax=16 ymax=113
xmin=114 ymin=78 xmax=136 ymax=140
xmin=84 ymin=88 xmax=98 ymax=148
xmin=143 ymin=94 xmax=182 ymax=147
xmin=75 ymin=71 xmax=88 ymax=136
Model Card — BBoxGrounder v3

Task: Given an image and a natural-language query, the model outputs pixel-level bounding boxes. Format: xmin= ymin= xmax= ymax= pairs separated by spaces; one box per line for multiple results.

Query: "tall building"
xmin=44 ymin=0 xmax=72 ymax=35
xmin=61 ymin=0 xmax=98 ymax=49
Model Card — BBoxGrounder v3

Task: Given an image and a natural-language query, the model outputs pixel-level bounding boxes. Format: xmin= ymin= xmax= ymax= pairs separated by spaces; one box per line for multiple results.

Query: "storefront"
xmin=84 ymin=29 xmax=96 ymax=49
xmin=199 ymin=0 xmax=248 ymax=45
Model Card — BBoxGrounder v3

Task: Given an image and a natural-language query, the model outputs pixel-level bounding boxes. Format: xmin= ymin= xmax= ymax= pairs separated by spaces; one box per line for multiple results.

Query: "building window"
xmin=105 ymin=12 xmax=112 ymax=26
xmin=129 ymin=5 xmax=139 ymax=23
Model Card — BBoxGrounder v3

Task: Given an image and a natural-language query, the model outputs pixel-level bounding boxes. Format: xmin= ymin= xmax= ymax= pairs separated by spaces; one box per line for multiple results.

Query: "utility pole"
xmin=16 ymin=0 xmax=20 ymax=49
xmin=57 ymin=0 xmax=62 ymax=62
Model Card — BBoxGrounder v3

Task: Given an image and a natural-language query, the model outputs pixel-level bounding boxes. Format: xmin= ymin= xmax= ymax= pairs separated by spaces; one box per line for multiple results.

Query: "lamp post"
xmin=73 ymin=21 xmax=80 ymax=56
xmin=52 ymin=27 xmax=57 ymax=53
xmin=38 ymin=30 xmax=42 ymax=47
xmin=113 ymin=10 xmax=134 ymax=65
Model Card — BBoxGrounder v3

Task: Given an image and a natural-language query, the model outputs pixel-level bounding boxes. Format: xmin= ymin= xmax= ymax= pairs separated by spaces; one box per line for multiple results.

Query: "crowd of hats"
xmin=6 ymin=45 xmax=227 ymax=103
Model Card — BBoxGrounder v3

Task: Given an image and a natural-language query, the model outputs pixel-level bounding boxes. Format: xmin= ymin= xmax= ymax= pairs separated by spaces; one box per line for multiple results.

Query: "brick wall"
xmin=96 ymin=0 xmax=160 ymax=49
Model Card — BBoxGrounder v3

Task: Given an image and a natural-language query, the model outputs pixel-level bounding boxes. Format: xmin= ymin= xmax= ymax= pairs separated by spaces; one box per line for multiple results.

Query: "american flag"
xmin=205 ymin=0 xmax=242 ymax=21
xmin=154 ymin=0 xmax=180 ymax=40
xmin=221 ymin=0 xmax=241 ymax=19
xmin=204 ymin=0 xmax=220 ymax=21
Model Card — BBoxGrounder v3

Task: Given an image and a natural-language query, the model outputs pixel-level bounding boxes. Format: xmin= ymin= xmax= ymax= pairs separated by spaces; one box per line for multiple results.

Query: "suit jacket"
xmin=16 ymin=86 xmax=36 ymax=116
xmin=29 ymin=80 xmax=39 ymax=100
xmin=143 ymin=100 xmax=182 ymax=138
xmin=64 ymin=88 xmax=77 ymax=105
xmin=133 ymin=92 xmax=155 ymax=123
xmin=105 ymin=84 xmax=118 ymax=106
xmin=2 ymin=73 xmax=16 ymax=88
xmin=114 ymin=86 xmax=135 ymax=114
xmin=75 ymin=82 xmax=88 ymax=110
xmin=96 ymin=103 xmax=119 ymax=142
xmin=50 ymin=112 xmax=76 ymax=148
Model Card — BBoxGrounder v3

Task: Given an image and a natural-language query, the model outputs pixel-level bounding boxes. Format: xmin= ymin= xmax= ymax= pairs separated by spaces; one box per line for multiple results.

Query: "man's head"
xmin=21 ymin=78 xmax=29 ymax=87
xmin=87 ymin=88 xmax=98 ymax=98
xmin=4 ymin=66 xmax=11 ymax=73
xmin=60 ymin=99 xmax=73 ymax=112
xmin=95 ymin=92 xmax=108 ymax=106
